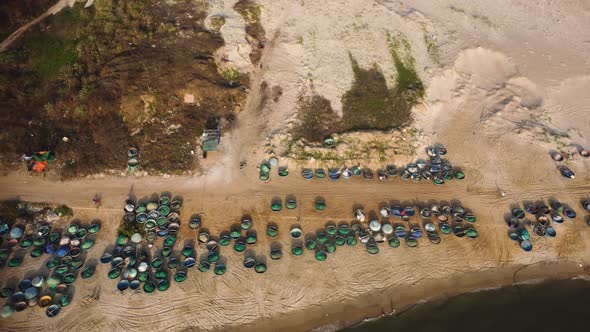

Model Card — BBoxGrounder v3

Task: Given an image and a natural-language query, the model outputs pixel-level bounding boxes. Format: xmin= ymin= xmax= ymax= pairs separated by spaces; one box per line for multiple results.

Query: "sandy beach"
xmin=1 ymin=0 xmax=590 ymax=331
xmin=0 ymin=167 xmax=589 ymax=331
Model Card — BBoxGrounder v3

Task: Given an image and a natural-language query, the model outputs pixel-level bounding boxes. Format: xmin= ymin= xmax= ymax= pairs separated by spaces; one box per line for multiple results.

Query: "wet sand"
xmin=255 ymin=261 xmax=589 ymax=332
xmin=345 ymin=277 xmax=590 ymax=332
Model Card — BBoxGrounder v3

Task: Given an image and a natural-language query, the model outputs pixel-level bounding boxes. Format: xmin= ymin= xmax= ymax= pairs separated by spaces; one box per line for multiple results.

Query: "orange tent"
xmin=32 ymin=161 xmax=48 ymax=173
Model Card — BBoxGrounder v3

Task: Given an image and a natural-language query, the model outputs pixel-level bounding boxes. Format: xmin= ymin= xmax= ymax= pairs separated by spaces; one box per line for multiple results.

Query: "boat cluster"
xmin=261 ymin=145 xmax=464 ymax=185
xmin=351 ymin=203 xmax=478 ymax=248
xmin=259 ymin=157 xmax=288 ymax=181
xmin=121 ymin=194 xmax=183 ymax=240
xmin=101 ymin=194 xmax=189 ymax=293
xmin=283 ymin=202 xmax=479 ymax=261
xmin=550 ymin=146 xmax=590 ymax=179
xmin=270 ymin=196 xmax=326 ymax=211
xmin=0 ymin=220 xmax=100 ymax=319
xmin=1 ymin=222 xmax=96 ymax=269
xmin=506 ymin=199 xmax=580 ymax=251
xmin=194 ymin=215 xmax=268 ymax=274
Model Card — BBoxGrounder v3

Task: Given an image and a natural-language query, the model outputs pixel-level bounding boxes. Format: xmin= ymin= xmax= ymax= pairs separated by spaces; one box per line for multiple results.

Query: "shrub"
xmin=54 ymin=204 xmax=73 ymax=217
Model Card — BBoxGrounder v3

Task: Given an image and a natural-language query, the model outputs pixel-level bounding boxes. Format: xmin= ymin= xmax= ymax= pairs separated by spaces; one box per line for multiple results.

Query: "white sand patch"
xmin=454 ymin=47 xmax=518 ymax=90
xmin=544 ymin=76 xmax=590 ymax=142
xmin=208 ymin=0 xmax=254 ymax=74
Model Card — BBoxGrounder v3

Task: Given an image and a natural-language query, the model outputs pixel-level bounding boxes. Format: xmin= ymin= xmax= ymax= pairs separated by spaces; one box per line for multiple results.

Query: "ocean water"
xmin=346 ymin=278 xmax=590 ymax=332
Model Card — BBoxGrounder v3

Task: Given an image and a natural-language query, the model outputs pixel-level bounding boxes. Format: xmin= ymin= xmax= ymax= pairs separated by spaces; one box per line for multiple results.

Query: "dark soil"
xmin=0 ymin=0 xmax=247 ymax=177
xmin=294 ymin=95 xmax=340 ymax=143
xmin=0 ymin=0 xmax=52 ymax=40
xmin=0 ymin=200 xmax=20 ymax=224
xmin=296 ymin=48 xmax=424 ymax=142
xmin=234 ymin=0 xmax=265 ymax=65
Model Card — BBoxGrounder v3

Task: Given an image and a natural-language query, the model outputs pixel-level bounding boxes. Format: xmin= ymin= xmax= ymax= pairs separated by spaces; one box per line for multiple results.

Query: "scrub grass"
xmin=24 ymin=34 xmax=79 ymax=78
xmin=294 ymin=95 xmax=340 ymax=143
xmin=340 ymin=33 xmax=424 ymax=132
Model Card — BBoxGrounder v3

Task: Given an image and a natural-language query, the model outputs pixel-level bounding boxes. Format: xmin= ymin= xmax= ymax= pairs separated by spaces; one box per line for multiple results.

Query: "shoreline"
xmin=238 ymin=259 xmax=588 ymax=332
xmin=346 ymin=272 xmax=590 ymax=331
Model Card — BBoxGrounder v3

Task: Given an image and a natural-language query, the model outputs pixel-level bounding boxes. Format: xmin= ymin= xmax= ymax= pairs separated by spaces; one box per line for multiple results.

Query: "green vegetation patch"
xmin=234 ymin=0 xmax=261 ymax=22
xmin=420 ymin=23 xmax=441 ymax=65
xmin=387 ymin=33 xmax=424 ymax=100
xmin=54 ymin=204 xmax=73 ymax=217
xmin=0 ymin=50 xmax=22 ymax=65
xmin=222 ymin=68 xmax=241 ymax=83
xmin=341 ymin=57 xmax=399 ymax=130
xmin=339 ymin=33 xmax=423 ymax=132
xmin=0 ymin=200 xmax=20 ymax=222
xmin=118 ymin=219 xmax=145 ymax=238
xmin=0 ymin=201 xmax=73 ymax=223
xmin=293 ymin=34 xmax=424 ymax=144
xmin=210 ymin=15 xmax=226 ymax=31
xmin=0 ymin=0 xmax=245 ymax=178
xmin=24 ymin=34 xmax=79 ymax=78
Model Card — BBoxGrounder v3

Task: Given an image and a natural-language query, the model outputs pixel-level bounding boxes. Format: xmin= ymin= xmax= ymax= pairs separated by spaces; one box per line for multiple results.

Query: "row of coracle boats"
xmin=262 ymin=145 xmax=465 ymax=184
